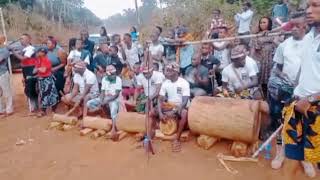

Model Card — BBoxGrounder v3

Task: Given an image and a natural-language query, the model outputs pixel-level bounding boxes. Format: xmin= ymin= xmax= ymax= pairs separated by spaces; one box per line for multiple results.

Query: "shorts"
xmin=87 ymin=97 xmax=120 ymax=121
xmin=285 ymin=144 xmax=305 ymax=161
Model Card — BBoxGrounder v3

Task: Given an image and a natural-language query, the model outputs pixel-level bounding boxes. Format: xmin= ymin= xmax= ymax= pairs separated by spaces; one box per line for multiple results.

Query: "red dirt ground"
xmin=0 ymin=74 xmax=318 ymax=180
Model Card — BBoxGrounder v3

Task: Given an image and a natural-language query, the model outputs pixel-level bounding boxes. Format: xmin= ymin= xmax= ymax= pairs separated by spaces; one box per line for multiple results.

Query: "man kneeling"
xmin=86 ymin=65 xmax=122 ymax=140
xmin=152 ymin=62 xmax=190 ymax=152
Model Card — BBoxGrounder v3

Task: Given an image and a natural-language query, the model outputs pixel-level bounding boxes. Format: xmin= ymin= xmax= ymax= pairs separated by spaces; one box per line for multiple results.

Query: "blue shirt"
xmin=272 ymin=4 xmax=289 ymax=26
xmin=179 ymin=45 xmax=194 ymax=68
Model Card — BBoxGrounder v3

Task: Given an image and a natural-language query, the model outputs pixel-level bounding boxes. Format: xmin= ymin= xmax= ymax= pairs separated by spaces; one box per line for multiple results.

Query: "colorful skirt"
xmin=38 ymin=76 xmax=59 ymax=108
xmin=282 ymin=102 xmax=320 ymax=163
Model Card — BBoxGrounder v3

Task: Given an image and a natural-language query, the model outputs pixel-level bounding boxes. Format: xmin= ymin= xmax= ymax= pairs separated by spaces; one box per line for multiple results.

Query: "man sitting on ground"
xmin=184 ymin=52 xmax=209 ymax=97
xmin=86 ymin=65 xmax=122 ymax=140
xmin=153 ymin=62 xmax=190 ymax=152
xmin=61 ymin=61 xmax=99 ymax=117
xmin=221 ymin=44 xmax=260 ymax=99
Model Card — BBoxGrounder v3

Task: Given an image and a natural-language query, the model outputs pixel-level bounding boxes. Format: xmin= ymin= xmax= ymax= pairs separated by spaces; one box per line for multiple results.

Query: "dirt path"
xmin=0 ymin=74 xmax=316 ymax=180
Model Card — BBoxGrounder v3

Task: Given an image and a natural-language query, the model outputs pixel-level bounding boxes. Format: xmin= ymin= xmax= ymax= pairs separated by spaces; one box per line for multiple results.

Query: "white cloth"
xmin=222 ymin=56 xmax=259 ymax=92
xmin=213 ymin=42 xmax=231 ymax=70
xmin=0 ymin=71 xmax=13 ymax=113
xmin=67 ymin=50 xmax=90 ymax=65
xmin=136 ymin=71 xmax=164 ymax=97
xmin=101 ymin=76 xmax=122 ymax=97
xmin=124 ymin=43 xmax=139 ymax=69
xmin=294 ymin=28 xmax=320 ymax=98
xmin=149 ymin=43 xmax=164 ymax=56
xmin=234 ymin=9 xmax=254 ymax=33
xmin=159 ymin=77 xmax=190 ymax=106
xmin=273 ymin=37 xmax=303 ymax=83
xmin=22 ymin=45 xmax=35 ymax=58
xmin=73 ymin=69 xmax=99 ymax=95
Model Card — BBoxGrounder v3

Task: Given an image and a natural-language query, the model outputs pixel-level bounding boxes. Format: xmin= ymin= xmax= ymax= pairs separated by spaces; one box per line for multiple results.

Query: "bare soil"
xmin=0 ymin=74 xmax=317 ymax=180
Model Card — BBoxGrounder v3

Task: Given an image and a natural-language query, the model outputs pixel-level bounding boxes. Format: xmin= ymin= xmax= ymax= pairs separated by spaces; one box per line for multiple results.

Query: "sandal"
xmin=172 ymin=140 xmax=182 ymax=153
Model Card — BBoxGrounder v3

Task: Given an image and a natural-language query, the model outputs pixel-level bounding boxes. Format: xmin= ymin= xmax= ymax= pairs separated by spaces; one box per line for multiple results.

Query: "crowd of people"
xmin=0 ymin=0 xmax=319 ymax=179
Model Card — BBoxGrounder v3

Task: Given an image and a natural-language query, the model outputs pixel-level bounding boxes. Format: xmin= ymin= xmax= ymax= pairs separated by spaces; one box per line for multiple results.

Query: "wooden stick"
xmin=80 ymin=128 xmax=94 ymax=136
xmin=217 ymin=156 xmax=238 ymax=175
xmin=61 ymin=124 xmax=73 ymax=131
xmin=118 ymin=131 xmax=128 ymax=141
xmin=48 ymin=122 xmax=63 ymax=129
xmin=90 ymin=129 xmax=106 ymax=139
xmin=217 ymin=153 xmax=258 ymax=163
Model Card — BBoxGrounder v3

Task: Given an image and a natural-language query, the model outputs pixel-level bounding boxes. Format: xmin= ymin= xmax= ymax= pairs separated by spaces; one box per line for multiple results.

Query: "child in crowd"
xmin=33 ymin=47 xmax=59 ymax=117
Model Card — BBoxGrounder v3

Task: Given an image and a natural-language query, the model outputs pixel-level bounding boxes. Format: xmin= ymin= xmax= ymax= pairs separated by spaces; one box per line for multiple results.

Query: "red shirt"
xmin=21 ymin=57 xmax=37 ymax=67
xmin=35 ymin=56 xmax=52 ymax=78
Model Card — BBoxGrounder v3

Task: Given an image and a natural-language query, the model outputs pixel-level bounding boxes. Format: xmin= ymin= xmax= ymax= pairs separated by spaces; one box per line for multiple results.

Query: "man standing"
xmin=11 ymin=34 xmax=38 ymax=115
xmin=148 ymin=31 xmax=164 ymax=71
xmin=282 ymin=1 xmax=320 ymax=179
xmin=122 ymin=33 xmax=140 ymax=70
xmin=0 ymin=35 xmax=13 ymax=117
xmin=156 ymin=62 xmax=190 ymax=152
xmin=234 ymin=2 xmax=254 ymax=45
xmin=272 ymin=0 xmax=289 ymax=28
xmin=221 ymin=44 xmax=260 ymax=99
xmin=268 ymin=12 xmax=316 ymax=177
xmin=184 ymin=52 xmax=209 ymax=97
xmin=80 ymin=30 xmax=95 ymax=71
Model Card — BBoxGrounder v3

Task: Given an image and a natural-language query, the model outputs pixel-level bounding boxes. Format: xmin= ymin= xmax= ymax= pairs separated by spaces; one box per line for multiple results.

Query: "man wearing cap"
xmin=86 ymin=65 xmax=122 ymax=140
xmin=221 ymin=44 xmax=260 ymax=99
xmin=61 ymin=61 xmax=99 ymax=117
xmin=156 ymin=62 xmax=190 ymax=152
xmin=134 ymin=65 xmax=164 ymax=113
xmin=0 ymin=35 xmax=13 ymax=117
xmin=184 ymin=52 xmax=209 ymax=97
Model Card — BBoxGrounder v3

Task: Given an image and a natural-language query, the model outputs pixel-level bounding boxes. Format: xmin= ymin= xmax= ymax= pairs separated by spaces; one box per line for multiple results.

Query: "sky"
xmin=84 ymin=0 xmax=142 ymax=19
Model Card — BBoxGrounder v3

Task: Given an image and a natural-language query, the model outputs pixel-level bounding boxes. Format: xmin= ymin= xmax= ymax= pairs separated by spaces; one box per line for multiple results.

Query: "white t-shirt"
xmin=213 ymin=42 xmax=231 ymax=70
xmin=73 ymin=69 xmax=99 ymax=95
xmin=124 ymin=43 xmax=140 ymax=69
xmin=68 ymin=50 xmax=90 ymax=65
xmin=273 ymin=37 xmax=303 ymax=83
xmin=222 ymin=56 xmax=259 ymax=92
xmin=234 ymin=9 xmax=254 ymax=33
xmin=294 ymin=28 xmax=320 ymax=98
xmin=149 ymin=43 xmax=164 ymax=56
xmin=101 ymin=76 xmax=122 ymax=97
xmin=159 ymin=77 xmax=190 ymax=106
xmin=22 ymin=45 xmax=35 ymax=58
xmin=137 ymin=71 xmax=164 ymax=97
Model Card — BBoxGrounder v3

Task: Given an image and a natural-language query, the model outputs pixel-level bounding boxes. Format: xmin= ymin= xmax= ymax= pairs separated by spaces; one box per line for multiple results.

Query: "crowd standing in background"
xmin=0 ymin=0 xmax=319 ymax=179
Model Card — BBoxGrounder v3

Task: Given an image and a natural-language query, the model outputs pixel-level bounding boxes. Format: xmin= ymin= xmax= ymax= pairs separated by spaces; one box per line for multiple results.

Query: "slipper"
xmin=172 ymin=140 xmax=182 ymax=153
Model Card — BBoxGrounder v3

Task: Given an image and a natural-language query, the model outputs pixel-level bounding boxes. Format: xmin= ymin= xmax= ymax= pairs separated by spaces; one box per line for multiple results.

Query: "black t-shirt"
xmin=94 ymin=54 xmax=123 ymax=75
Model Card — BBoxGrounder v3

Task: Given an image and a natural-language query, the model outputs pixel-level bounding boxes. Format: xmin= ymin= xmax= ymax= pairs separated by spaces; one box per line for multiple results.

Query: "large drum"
xmin=188 ymin=97 xmax=261 ymax=143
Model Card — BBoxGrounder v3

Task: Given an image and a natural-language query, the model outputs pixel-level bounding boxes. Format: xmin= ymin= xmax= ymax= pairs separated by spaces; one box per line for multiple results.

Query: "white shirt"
xmin=68 ymin=49 xmax=90 ymax=65
xmin=213 ymin=42 xmax=231 ymax=70
xmin=124 ymin=43 xmax=139 ymax=69
xmin=137 ymin=71 xmax=164 ymax=97
xmin=73 ymin=69 xmax=99 ymax=95
xmin=273 ymin=37 xmax=303 ymax=83
xmin=294 ymin=28 xmax=320 ymax=98
xmin=222 ymin=56 xmax=259 ymax=92
xmin=101 ymin=76 xmax=122 ymax=98
xmin=149 ymin=43 xmax=164 ymax=56
xmin=234 ymin=9 xmax=253 ymax=33
xmin=22 ymin=45 xmax=35 ymax=58
xmin=159 ymin=77 xmax=190 ymax=106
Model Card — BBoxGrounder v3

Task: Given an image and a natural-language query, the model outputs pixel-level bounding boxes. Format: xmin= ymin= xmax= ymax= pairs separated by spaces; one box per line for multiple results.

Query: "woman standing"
xmin=46 ymin=36 xmax=67 ymax=98
xmin=100 ymin=26 xmax=110 ymax=45
xmin=250 ymin=17 xmax=282 ymax=96
xmin=34 ymin=47 xmax=59 ymax=117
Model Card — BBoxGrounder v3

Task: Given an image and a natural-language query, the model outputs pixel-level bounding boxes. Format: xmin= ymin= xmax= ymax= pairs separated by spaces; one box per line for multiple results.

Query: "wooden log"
xmin=231 ymin=141 xmax=248 ymax=157
xmin=159 ymin=118 xmax=177 ymax=136
xmin=118 ymin=131 xmax=128 ymax=141
xmin=155 ymin=130 xmax=177 ymax=141
xmin=52 ymin=114 xmax=77 ymax=125
xmin=181 ymin=131 xmax=191 ymax=142
xmin=188 ymin=97 xmax=261 ymax=143
xmin=60 ymin=124 xmax=73 ymax=131
xmin=197 ymin=135 xmax=219 ymax=150
xmin=82 ymin=117 xmax=112 ymax=131
xmin=90 ymin=129 xmax=107 ymax=139
xmin=48 ymin=122 xmax=63 ymax=129
xmin=116 ymin=112 xmax=146 ymax=133
xmin=80 ymin=128 xmax=94 ymax=136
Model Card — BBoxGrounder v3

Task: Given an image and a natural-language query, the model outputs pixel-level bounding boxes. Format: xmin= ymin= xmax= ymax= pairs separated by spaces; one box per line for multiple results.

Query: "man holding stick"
xmin=281 ymin=0 xmax=320 ymax=179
